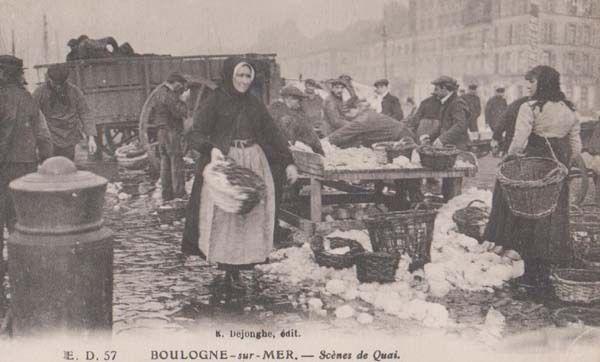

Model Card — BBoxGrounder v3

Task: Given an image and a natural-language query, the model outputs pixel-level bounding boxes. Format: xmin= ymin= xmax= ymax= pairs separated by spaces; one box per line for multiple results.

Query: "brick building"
xmin=281 ymin=0 xmax=600 ymax=117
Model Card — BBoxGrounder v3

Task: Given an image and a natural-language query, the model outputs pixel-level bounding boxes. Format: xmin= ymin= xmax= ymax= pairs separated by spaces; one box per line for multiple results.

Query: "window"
xmin=582 ymin=24 xmax=591 ymax=45
xmin=583 ymin=53 xmax=590 ymax=74
xmin=542 ymin=21 xmax=555 ymax=44
xmin=580 ymin=86 xmax=589 ymax=110
xmin=566 ymin=53 xmax=576 ymax=74
xmin=566 ymin=23 xmax=577 ymax=44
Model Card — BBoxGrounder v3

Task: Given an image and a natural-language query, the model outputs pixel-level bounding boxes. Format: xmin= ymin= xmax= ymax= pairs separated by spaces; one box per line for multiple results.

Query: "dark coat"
xmin=149 ymin=84 xmax=188 ymax=130
xmin=301 ymin=93 xmax=324 ymax=128
xmin=0 ymin=83 xmax=53 ymax=164
xmin=181 ymin=57 xmax=293 ymax=256
xmin=462 ymin=93 xmax=481 ymax=132
xmin=268 ymin=101 xmax=324 ymax=155
xmin=322 ymin=94 xmax=349 ymax=136
xmin=381 ymin=93 xmax=404 ymax=121
xmin=407 ymin=95 xmax=441 ymax=136
xmin=492 ymin=97 xmax=529 ymax=153
xmin=484 ymin=95 xmax=508 ymax=132
xmin=437 ymin=92 xmax=471 ymax=149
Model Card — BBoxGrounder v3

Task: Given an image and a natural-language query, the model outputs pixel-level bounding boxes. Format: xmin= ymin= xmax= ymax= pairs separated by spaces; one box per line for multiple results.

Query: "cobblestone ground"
xmin=1 ymin=154 xmax=597 ymax=340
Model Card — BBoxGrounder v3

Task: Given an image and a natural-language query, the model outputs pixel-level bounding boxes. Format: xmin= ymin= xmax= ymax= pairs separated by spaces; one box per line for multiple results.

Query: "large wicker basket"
xmin=550 ymin=268 xmax=600 ymax=304
xmin=497 ymin=157 xmax=568 ymax=219
xmin=311 ymin=236 xmax=365 ymax=269
xmin=417 ymin=145 xmax=461 ymax=171
xmin=364 ymin=203 xmax=437 ymax=271
xmin=553 ymin=306 xmax=600 ymax=327
xmin=570 ymin=204 xmax=600 ymax=259
xmin=355 ymin=252 xmax=400 ymax=283
xmin=452 ymin=200 xmax=490 ymax=242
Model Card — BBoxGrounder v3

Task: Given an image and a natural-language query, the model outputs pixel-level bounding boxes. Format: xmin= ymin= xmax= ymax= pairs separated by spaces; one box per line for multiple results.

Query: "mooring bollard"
xmin=7 ymin=156 xmax=113 ymax=336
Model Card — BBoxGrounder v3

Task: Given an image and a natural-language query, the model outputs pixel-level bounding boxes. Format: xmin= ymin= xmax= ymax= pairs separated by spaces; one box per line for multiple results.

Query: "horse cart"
xmin=34 ymin=53 xmax=283 ymax=165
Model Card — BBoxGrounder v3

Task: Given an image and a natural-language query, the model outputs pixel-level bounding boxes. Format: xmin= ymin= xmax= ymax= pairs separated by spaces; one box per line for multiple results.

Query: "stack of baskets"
xmin=363 ymin=203 xmax=438 ymax=276
xmin=417 ymin=145 xmax=461 ymax=171
xmin=203 ymin=159 xmax=266 ymax=215
xmin=550 ymin=268 xmax=600 ymax=304
xmin=311 ymin=236 xmax=365 ymax=270
xmin=452 ymin=200 xmax=490 ymax=242
xmin=372 ymin=137 xmax=416 ymax=165
xmin=497 ymin=157 xmax=568 ymax=219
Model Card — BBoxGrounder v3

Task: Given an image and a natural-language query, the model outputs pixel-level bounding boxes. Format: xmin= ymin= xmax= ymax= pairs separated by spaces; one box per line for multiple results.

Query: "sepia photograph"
xmin=0 ymin=0 xmax=599 ymax=361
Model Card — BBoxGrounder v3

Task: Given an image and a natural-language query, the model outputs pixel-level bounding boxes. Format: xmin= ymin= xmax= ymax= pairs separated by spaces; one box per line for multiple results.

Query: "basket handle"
xmin=466 ymin=199 xmax=487 ymax=209
xmin=569 ymin=154 xmax=589 ymax=207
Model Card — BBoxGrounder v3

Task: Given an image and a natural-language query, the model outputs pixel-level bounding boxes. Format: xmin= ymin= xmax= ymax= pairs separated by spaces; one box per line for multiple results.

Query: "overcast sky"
xmin=0 ymin=0 xmax=400 ymax=67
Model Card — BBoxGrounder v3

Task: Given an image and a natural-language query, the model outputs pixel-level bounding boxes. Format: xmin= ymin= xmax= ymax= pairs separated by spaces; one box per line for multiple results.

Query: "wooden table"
xmin=279 ymin=166 xmax=477 ymax=236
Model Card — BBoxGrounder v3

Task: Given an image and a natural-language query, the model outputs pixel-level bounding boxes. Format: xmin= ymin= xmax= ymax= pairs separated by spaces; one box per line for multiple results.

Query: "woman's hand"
xmin=88 ymin=136 xmax=97 ymax=154
xmin=286 ymin=164 xmax=299 ymax=185
xmin=211 ymin=147 xmax=224 ymax=162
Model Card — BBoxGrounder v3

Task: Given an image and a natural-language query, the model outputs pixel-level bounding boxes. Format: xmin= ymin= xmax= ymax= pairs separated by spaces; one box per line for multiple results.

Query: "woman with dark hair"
xmin=181 ymin=57 xmax=298 ymax=289
xmin=484 ymin=65 xmax=581 ymax=289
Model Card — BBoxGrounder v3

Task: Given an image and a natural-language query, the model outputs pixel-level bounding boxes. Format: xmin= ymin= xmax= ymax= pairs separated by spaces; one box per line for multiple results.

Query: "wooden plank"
xmin=296 ymin=193 xmax=376 ymax=206
xmin=310 ymin=178 xmax=322 ymax=223
xmin=321 ymin=180 xmax=370 ymax=193
xmin=279 ymin=209 xmax=314 ymax=236
xmin=320 ymin=168 xmax=476 ymax=182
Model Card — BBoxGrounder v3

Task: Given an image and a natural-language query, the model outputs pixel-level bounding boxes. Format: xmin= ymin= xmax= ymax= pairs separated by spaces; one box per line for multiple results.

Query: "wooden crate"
xmin=291 ymin=149 xmax=325 ymax=176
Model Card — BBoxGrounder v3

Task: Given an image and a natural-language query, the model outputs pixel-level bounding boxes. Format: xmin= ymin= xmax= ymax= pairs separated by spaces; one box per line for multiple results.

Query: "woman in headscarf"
xmin=484 ymin=65 xmax=581 ymax=289
xmin=181 ymin=57 xmax=298 ymax=289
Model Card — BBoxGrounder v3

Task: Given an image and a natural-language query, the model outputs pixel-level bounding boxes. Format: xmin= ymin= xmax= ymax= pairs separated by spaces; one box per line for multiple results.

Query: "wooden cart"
xmin=281 ymin=150 xmax=478 ymax=236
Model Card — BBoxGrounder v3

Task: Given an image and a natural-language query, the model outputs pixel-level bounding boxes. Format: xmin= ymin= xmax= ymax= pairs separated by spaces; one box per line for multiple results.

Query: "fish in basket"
xmin=311 ymin=236 xmax=365 ymax=269
xmin=452 ymin=200 xmax=490 ymax=242
xmin=203 ymin=158 xmax=266 ymax=215
xmin=372 ymin=137 xmax=417 ymax=164
xmin=497 ymin=156 xmax=568 ymax=219
xmin=417 ymin=145 xmax=461 ymax=171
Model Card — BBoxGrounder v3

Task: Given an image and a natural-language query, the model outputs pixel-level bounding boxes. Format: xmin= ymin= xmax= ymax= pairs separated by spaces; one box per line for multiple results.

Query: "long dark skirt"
xmin=483 ymin=134 xmax=573 ymax=267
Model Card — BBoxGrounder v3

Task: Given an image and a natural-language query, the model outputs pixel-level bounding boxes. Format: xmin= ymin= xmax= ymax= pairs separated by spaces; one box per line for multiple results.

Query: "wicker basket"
xmin=291 ymin=149 xmax=324 ymax=176
xmin=553 ymin=306 xmax=600 ymax=327
xmin=311 ymin=236 xmax=365 ymax=269
xmin=157 ymin=199 xmax=188 ymax=224
xmin=498 ymin=157 xmax=568 ymax=219
xmin=570 ymin=204 xmax=600 ymax=259
xmin=355 ymin=252 xmax=400 ymax=283
xmin=364 ymin=203 xmax=437 ymax=271
xmin=372 ymin=139 xmax=416 ymax=164
xmin=550 ymin=268 xmax=600 ymax=304
xmin=452 ymin=200 xmax=490 ymax=242
xmin=581 ymin=249 xmax=600 ymax=271
xmin=417 ymin=145 xmax=461 ymax=171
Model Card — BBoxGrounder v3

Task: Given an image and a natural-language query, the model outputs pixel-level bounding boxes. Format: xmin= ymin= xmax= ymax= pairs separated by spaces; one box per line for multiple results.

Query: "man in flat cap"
xmin=485 ymin=87 xmax=508 ymax=152
xmin=0 ymin=55 xmax=53 ymax=299
xmin=148 ymin=71 xmax=189 ymax=202
xmin=268 ymin=85 xmax=324 ymax=244
xmin=462 ymin=83 xmax=482 ymax=132
xmin=322 ymin=78 xmax=352 ymax=136
xmin=374 ymin=78 xmax=403 ymax=121
xmin=302 ymin=79 xmax=324 ymax=135
xmin=430 ymin=75 xmax=471 ymax=200
xmin=33 ymin=64 xmax=97 ymax=161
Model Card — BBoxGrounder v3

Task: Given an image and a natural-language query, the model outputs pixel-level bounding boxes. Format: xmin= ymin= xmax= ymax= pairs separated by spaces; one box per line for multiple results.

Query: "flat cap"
xmin=338 ymin=74 xmax=352 ymax=82
xmin=374 ymin=78 xmax=389 ymax=87
xmin=431 ymin=75 xmax=458 ymax=90
xmin=495 ymin=87 xmax=505 ymax=93
xmin=47 ymin=64 xmax=71 ymax=83
xmin=468 ymin=84 xmax=478 ymax=90
xmin=304 ymin=78 xmax=322 ymax=89
xmin=328 ymin=78 xmax=348 ymax=88
xmin=280 ymin=85 xmax=308 ymax=99
xmin=166 ymin=72 xmax=188 ymax=84
xmin=0 ymin=55 xmax=23 ymax=70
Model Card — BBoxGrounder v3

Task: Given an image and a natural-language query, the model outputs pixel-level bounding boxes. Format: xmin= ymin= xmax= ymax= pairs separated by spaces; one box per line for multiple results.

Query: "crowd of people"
xmin=0 ymin=52 xmax=583 ymax=294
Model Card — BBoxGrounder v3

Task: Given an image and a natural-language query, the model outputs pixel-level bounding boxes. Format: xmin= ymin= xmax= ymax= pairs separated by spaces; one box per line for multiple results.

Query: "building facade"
xmin=281 ymin=0 xmax=600 ymax=116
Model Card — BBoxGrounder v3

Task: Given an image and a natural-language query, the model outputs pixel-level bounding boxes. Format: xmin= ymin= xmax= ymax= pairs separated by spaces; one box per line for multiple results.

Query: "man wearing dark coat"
xmin=407 ymin=94 xmax=442 ymax=144
xmin=0 ymin=55 xmax=53 ymax=300
xmin=492 ymin=96 xmax=529 ymax=154
xmin=149 ymin=72 xmax=189 ymax=202
xmin=269 ymin=85 xmax=323 ymax=244
xmin=322 ymin=78 xmax=351 ymax=136
xmin=374 ymin=78 xmax=403 ymax=121
xmin=462 ymin=84 xmax=481 ymax=132
xmin=302 ymin=79 xmax=324 ymax=133
xmin=485 ymin=87 xmax=508 ymax=136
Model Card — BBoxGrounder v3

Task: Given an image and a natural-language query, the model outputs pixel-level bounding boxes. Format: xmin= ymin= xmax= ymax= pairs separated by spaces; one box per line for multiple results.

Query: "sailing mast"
xmin=43 ymin=14 xmax=49 ymax=63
